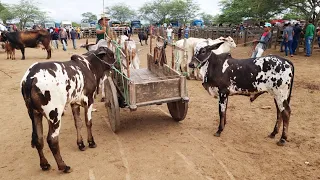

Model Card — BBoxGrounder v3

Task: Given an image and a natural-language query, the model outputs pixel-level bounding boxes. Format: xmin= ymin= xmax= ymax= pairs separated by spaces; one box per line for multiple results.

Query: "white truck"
xmin=61 ymin=20 xmax=72 ymax=29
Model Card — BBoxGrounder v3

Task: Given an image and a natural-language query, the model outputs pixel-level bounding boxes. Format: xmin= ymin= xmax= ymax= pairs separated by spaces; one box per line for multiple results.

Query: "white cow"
xmin=175 ymin=37 xmax=227 ymax=79
xmin=194 ymin=36 xmax=237 ymax=80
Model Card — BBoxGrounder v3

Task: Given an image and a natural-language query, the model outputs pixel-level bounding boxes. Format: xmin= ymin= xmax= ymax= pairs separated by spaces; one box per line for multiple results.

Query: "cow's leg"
xmin=31 ymin=110 xmax=51 ymax=171
xmin=21 ymin=47 xmax=25 ymax=60
xmin=140 ymin=39 xmax=143 ymax=46
xmin=46 ymin=109 xmax=71 ymax=173
xmin=71 ymin=104 xmax=85 ymax=151
xmin=84 ymin=96 xmax=97 ymax=148
xmin=269 ymin=99 xmax=282 ymax=138
xmin=277 ymin=100 xmax=291 ymax=146
xmin=274 ymin=94 xmax=291 ymax=146
xmin=42 ymin=39 xmax=51 ymax=59
xmin=215 ymin=91 xmax=229 ymax=137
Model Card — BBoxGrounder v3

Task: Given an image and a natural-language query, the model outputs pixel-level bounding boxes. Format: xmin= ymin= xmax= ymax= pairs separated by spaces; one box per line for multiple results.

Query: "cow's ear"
xmin=207 ymin=41 xmax=224 ymax=51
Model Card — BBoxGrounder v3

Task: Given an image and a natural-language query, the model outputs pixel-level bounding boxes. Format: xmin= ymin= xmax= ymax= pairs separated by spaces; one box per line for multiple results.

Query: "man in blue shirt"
xmin=251 ymin=23 xmax=272 ymax=58
xmin=184 ymin=25 xmax=190 ymax=39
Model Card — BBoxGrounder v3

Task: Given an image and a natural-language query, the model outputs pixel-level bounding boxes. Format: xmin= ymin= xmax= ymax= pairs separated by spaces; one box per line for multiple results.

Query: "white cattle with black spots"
xmin=20 ymin=42 xmax=115 ymax=173
xmin=189 ymin=42 xmax=294 ymax=146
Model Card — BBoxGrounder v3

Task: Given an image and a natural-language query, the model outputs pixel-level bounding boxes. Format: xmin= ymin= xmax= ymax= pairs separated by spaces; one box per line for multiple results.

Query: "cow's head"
xmin=0 ymin=31 xmax=8 ymax=42
xmin=221 ymin=36 xmax=237 ymax=48
xmin=84 ymin=44 xmax=116 ymax=70
xmin=189 ymin=42 xmax=224 ymax=69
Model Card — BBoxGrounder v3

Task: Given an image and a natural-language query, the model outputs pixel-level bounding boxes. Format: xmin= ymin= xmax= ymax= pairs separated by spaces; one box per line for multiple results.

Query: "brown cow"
xmin=1 ymin=29 xmax=51 ymax=60
xmin=4 ymin=41 xmax=15 ymax=60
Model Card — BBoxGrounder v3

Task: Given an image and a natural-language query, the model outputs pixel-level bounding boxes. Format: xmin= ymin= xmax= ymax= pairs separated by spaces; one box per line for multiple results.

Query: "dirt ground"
xmin=0 ymin=37 xmax=319 ymax=180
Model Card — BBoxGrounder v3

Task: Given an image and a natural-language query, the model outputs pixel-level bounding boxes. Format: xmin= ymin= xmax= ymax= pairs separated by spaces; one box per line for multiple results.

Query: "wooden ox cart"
xmin=104 ymin=35 xmax=189 ymax=132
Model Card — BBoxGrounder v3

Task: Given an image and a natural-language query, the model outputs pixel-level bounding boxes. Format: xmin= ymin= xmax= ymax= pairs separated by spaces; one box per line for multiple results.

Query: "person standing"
xmin=184 ymin=25 xmax=190 ymax=39
xmin=177 ymin=25 xmax=183 ymax=40
xmin=251 ymin=23 xmax=272 ymax=58
xmin=76 ymin=27 xmax=81 ymax=39
xmin=304 ymin=20 xmax=315 ymax=57
xmin=59 ymin=28 xmax=68 ymax=51
xmin=292 ymin=23 xmax=302 ymax=54
xmin=166 ymin=26 xmax=173 ymax=43
xmin=70 ymin=28 xmax=77 ymax=49
xmin=96 ymin=17 xmax=109 ymax=43
xmin=51 ymin=28 xmax=59 ymax=49
xmin=283 ymin=22 xmax=294 ymax=57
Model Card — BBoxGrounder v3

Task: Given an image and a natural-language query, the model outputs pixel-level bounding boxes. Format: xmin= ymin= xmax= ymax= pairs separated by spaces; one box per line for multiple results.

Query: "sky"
xmin=2 ymin=0 xmax=221 ymax=22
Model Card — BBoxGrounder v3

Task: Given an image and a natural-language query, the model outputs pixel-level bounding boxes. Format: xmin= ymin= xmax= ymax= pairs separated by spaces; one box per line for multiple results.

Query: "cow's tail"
xmin=21 ymin=77 xmax=38 ymax=148
xmin=287 ymin=60 xmax=294 ymax=104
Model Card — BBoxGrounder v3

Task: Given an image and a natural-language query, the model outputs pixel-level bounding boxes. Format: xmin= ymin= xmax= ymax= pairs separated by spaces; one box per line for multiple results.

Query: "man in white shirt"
xmin=166 ymin=26 xmax=173 ymax=43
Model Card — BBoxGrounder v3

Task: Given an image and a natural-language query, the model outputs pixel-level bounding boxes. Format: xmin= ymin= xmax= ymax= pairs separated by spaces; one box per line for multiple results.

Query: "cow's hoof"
xmin=40 ymin=163 xmax=51 ymax=171
xmin=277 ymin=139 xmax=286 ymax=146
xmin=214 ymin=132 xmax=221 ymax=137
xmin=62 ymin=166 xmax=72 ymax=173
xmin=100 ymin=97 xmax=105 ymax=102
xmin=268 ymin=133 xmax=276 ymax=139
xmin=88 ymin=141 xmax=97 ymax=148
xmin=78 ymin=142 xmax=86 ymax=151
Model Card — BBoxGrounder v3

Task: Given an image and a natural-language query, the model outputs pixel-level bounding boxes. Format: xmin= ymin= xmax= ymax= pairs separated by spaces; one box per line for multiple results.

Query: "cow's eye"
xmin=201 ymin=49 xmax=206 ymax=54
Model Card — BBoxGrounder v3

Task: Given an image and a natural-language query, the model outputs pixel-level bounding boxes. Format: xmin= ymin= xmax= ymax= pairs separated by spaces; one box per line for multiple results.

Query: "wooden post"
xmin=124 ymin=41 xmax=130 ymax=78
xmin=183 ymin=38 xmax=188 ymax=73
xmin=236 ymin=29 xmax=239 ymax=44
xmin=172 ymin=44 xmax=175 ymax=69
xmin=150 ymin=26 xmax=153 ymax=54
xmin=244 ymin=29 xmax=248 ymax=47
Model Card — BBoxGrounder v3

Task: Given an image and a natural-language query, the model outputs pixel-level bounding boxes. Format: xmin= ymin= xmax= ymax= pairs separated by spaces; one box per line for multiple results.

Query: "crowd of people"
xmin=48 ymin=26 xmax=82 ymax=51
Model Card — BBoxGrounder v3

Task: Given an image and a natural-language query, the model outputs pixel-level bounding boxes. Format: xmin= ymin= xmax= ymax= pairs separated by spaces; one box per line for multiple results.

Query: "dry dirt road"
xmin=0 ymin=37 xmax=319 ymax=180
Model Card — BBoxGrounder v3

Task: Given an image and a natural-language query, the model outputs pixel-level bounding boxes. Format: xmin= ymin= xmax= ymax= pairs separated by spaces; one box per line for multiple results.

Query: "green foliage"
xmin=81 ymin=12 xmax=97 ymax=23
xmin=11 ymin=0 xmax=48 ymax=29
xmin=106 ymin=4 xmax=136 ymax=23
xmin=218 ymin=0 xmax=320 ymax=25
xmin=139 ymin=0 xmax=200 ymax=24
xmin=217 ymin=0 xmax=285 ymax=24
xmin=0 ymin=4 xmax=15 ymax=24
xmin=199 ymin=12 xmax=215 ymax=26
xmin=72 ymin=22 xmax=80 ymax=27
xmin=139 ymin=0 xmax=170 ymax=24
xmin=169 ymin=0 xmax=200 ymax=23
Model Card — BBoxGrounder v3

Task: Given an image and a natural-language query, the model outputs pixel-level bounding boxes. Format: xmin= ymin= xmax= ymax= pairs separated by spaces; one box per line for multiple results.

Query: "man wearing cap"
xmin=251 ymin=22 xmax=272 ymax=58
xmin=96 ymin=17 xmax=110 ymax=43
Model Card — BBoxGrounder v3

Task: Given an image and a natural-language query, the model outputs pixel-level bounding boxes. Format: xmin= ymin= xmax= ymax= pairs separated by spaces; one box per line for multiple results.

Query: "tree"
xmin=139 ymin=0 xmax=200 ymax=24
xmin=106 ymin=4 xmax=136 ymax=23
xmin=282 ymin=0 xmax=320 ymax=24
xmin=139 ymin=0 xmax=171 ymax=24
xmin=217 ymin=0 xmax=286 ymax=24
xmin=11 ymin=0 xmax=48 ymax=29
xmin=199 ymin=12 xmax=215 ymax=26
xmin=81 ymin=12 xmax=97 ymax=23
xmin=168 ymin=0 xmax=200 ymax=23
xmin=72 ymin=22 xmax=80 ymax=27
xmin=0 ymin=4 xmax=15 ymax=24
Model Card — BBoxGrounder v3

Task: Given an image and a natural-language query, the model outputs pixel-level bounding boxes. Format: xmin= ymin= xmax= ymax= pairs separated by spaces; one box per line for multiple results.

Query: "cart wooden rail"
xmin=104 ymin=32 xmax=189 ymax=132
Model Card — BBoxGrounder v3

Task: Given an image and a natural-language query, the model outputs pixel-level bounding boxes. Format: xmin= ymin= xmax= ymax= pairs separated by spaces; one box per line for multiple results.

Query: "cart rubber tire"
xmin=167 ymin=101 xmax=188 ymax=121
xmin=104 ymin=76 xmax=120 ymax=132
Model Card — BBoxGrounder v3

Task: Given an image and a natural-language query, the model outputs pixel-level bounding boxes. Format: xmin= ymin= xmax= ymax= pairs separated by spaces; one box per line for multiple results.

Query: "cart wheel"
xmin=167 ymin=101 xmax=188 ymax=121
xmin=104 ymin=77 xmax=120 ymax=132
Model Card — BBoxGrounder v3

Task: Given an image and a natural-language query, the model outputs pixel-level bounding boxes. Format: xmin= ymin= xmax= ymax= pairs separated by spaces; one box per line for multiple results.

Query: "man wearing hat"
xmin=251 ymin=22 xmax=272 ymax=58
xmin=96 ymin=16 xmax=110 ymax=43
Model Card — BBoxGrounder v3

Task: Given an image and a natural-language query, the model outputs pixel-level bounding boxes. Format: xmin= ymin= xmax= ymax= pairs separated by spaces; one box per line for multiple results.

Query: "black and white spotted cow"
xmin=189 ymin=43 xmax=294 ymax=146
xmin=20 ymin=43 xmax=115 ymax=173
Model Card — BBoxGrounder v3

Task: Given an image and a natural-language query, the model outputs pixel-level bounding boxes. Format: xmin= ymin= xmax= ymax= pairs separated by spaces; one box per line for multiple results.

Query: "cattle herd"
xmin=0 ymin=29 xmax=295 ymax=173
